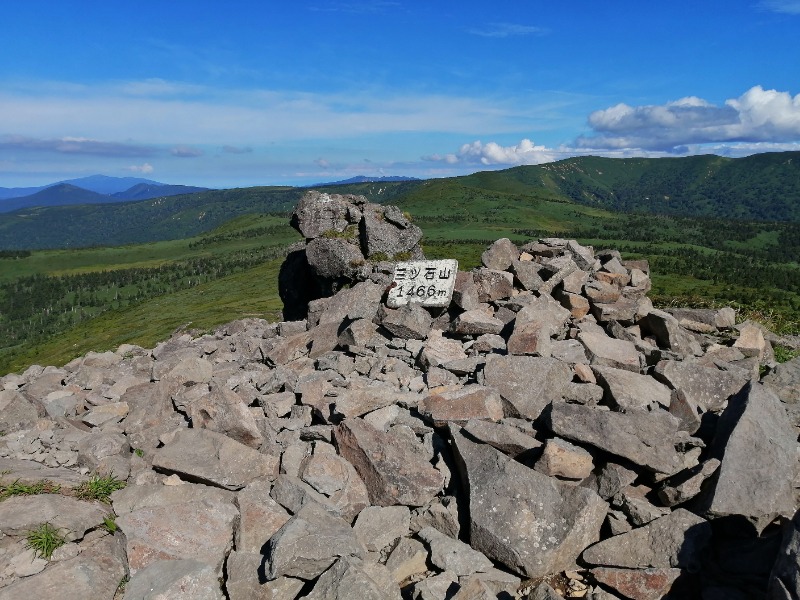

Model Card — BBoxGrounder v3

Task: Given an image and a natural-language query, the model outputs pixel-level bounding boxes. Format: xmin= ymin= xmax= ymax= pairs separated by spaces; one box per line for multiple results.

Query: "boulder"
xmin=483 ymin=355 xmax=572 ymax=420
xmin=451 ymin=427 xmax=607 ymax=578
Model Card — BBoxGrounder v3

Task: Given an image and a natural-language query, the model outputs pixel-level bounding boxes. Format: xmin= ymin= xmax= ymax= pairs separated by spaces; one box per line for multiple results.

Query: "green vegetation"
xmin=75 ymin=473 xmax=127 ymax=503
xmin=25 ymin=522 xmax=66 ymax=560
xmin=101 ymin=514 xmax=118 ymax=534
xmin=0 ymin=479 xmax=60 ymax=501
xmin=2 ymin=153 xmax=800 ymax=375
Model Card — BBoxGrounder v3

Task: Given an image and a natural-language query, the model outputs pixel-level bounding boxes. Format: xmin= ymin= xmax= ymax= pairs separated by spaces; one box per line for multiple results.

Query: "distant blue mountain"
xmin=309 ymin=175 xmax=420 ymax=186
xmin=0 ymin=175 xmax=209 ymax=213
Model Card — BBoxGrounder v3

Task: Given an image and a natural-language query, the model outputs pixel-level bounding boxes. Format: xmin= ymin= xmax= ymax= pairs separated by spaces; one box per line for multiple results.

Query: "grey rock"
xmin=266 ymin=501 xmax=365 ymax=580
xmin=461 ymin=418 xmax=542 ymax=457
xmin=451 ymin=427 xmax=607 ymax=578
xmin=639 ymin=309 xmax=703 ymax=357
xmin=535 ymin=437 xmax=594 ymax=480
xmin=578 ymin=329 xmax=641 ymax=372
xmin=111 ymin=481 xmax=235 ymax=515
xmin=291 ymin=190 xmax=354 ymax=238
xmin=481 ymin=237 xmax=519 ymax=271
xmin=698 ymin=382 xmax=797 ymax=533
xmin=334 ymin=418 xmax=444 ymax=507
xmin=653 ymin=359 xmax=749 ymax=412
xmin=298 ymin=445 xmax=370 ymax=522
xmin=658 ymin=458 xmax=721 ymax=506
xmin=0 ymin=532 xmax=126 ymax=600
xmin=483 ymin=354 xmax=572 ymax=420
xmin=117 ymin=496 xmax=238 ymax=576
xmin=361 ymin=203 xmax=423 ymax=258
xmin=353 ymin=505 xmax=411 ymax=552
xmin=419 ymin=385 xmax=504 ymax=427
xmin=592 ymin=365 xmax=672 ymax=411
xmin=418 ymin=330 xmax=467 ymax=371
xmin=225 ymin=551 xmax=274 ymax=600
xmin=612 ymin=486 xmax=671 ymax=526
xmin=236 ymin=478 xmax=291 ymax=553
xmin=125 ymin=559 xmax=224 ymax=600
xmin=473 ymin=268 xmax=514 ymax=302
xmin=666 ymin=307 xmax=736 ymax=330
xmin=452 ymin=306 xmax=504 ymax=336
xmin=306 ymin=237 xmax=364 ymax=281
xmin=386 ymin=537 xmax=430 ymax=585
xmin=453 ymin=271 xmax=480 ymax=311
xmin=305 ymin=557 xmax=402 ymax=600
xmin=0 ymin=494 xmax=109 ymax=541
xmin=0 ymin=390 xmax=39 ymax=433
xmin=419 ymin=525 xmax=493 ymax=576
xmin=122 ymin=380 xmax=185 ymax=450
xmin=186 ymin=382 xmax=264 ymax=448
xmin=548 ymin=403 xmax=683 ymax=475
xmin=152 ymin=428 xmax=279 ymax=490
xmin=582 ymin=462 xmax=638 ymax=501
xmin=769 ymin=508 xmax=800 ymax=600
xmin=511 ymin=260 xmax=546 ymax=291
xmin=381 ymin=304 xmax=433 ymax=340
xmin=410 ymin=496 xmax=461 ymax=538
xmin=411 ymin=571 xmax=459 ymax=600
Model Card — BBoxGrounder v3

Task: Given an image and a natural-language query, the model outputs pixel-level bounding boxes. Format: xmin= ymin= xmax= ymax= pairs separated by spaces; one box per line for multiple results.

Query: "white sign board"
xmin=387 ymin=259 xmax=458 ymax=308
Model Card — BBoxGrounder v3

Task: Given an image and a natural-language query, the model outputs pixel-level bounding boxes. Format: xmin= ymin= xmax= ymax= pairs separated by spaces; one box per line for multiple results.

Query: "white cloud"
xmin=314 ymin=158 xmax=331 ymax=168
xmin=578 ymin=86 xmax=800 ymax=151
xmin=759 ymin=1 xmax=800 ymax=14
xmin=126 ymin=163 xmax=154 ymax=174
xmin=425 ymin=139 xmax=561 ymax=166
xmin=468 ymin=23 xmax=548 ymax=37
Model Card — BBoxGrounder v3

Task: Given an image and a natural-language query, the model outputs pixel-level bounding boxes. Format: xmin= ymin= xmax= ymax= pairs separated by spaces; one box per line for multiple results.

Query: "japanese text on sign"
xmin=387 ymin=259 xmax=458 ymax=308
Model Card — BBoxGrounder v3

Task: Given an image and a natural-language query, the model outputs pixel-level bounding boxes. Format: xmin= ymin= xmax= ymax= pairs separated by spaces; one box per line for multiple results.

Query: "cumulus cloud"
xmin=424 ymin=139 xmax=562 ymax=166
xmin=125 ymin=163 xmax=154 ymax=174
xmin=468 ymin=22 xmax=548 ymax=37
xmin=0 ymin=134 xmax=156 ymax=157
xmin=759 ymin=0 xmax=800 ymax=14
xmin=577 ymin=86 xmax=800 ymax=151
xmin=170 ymin=145 xmax=204 ymax=157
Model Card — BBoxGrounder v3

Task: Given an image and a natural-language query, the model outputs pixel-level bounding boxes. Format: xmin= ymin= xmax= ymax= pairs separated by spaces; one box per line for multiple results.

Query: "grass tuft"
xmin=75 ymin=473 xmax=126 ymax=503
xmin=26 ymin=522 xmax=66 ymax=560
xmin=0 ymin=479 xmax=60 ymax=501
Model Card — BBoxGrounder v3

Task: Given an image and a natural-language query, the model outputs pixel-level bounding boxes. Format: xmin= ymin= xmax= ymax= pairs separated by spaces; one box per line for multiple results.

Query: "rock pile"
xmin=279 ymin=191 xmax=424 ymax=320
xmin=1 ymin=232 xmax=799 ymax=600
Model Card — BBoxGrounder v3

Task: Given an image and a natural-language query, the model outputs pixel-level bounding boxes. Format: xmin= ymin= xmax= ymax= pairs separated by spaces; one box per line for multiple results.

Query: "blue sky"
xmin=1 ymin=0 xmax=799 ymax=188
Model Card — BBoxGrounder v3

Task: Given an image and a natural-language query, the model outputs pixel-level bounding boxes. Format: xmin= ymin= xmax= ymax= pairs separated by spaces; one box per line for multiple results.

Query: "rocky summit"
xmin=1 ymin=193 xmax=799 ymax=599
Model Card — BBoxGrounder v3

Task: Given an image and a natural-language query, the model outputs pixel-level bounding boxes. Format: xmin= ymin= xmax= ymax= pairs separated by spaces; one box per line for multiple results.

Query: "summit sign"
xmin=387 ymin=259 xmax=458 ymax=308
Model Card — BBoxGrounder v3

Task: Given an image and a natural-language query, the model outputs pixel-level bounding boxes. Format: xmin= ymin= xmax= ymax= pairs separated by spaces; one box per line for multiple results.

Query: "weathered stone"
xmin=311 ymin=280 xmax=384 ymax=326
xmin=666 ymin=307 xmax=736 ymax=330
xmin=507 ymin=320 xmax=553 ymax=357
xmin=613 ymin=485 xmax=671 ymax=526
xmin=361 ymin=203 xmax=423 ymax=259
xmin=411 ymin=571 xmax=459 ymax=600
xmin=559 ymin=292 xmax=591 ymax=319
xmin=419 ymin=525 xmax=494 ymax=576
xmin=639 ymin=309 xmax=703 ymax=357
xmin=453 ymin=306 xmax=504 ymax=336
xmin=225 ymin=551 xmax=274 ymax=600
xmin=548 ymin=403 xmax=683 ymax=475
xmin=299 ymin=446 xmax=370 ymax=522
xmin=334 ymin=418 xmax=444 ymax=507
xmin=386 ymin=537 xmax=430 ymax=584
xmin=769 ymin=508 xmax=800 ymax=600
xmin=0 ymin=494 xmax=109 ymax=541
xmin=0 ymin=457 xmax=88 ymax=488
xmin=111 ymin=481 xmax=235 ymax=515
xmin=419 ymin=385 xmax=504 ymax=427
xmin=590 ymin=567 xmax=683 ymax=600
xmin=483 ymin=354 xmax=571 ymax=420
xmin=582 ymin=462 xmax=638 ymax=501
xmin=0 ymin=390 xmax=38 ymax=433
xmin=453 ymin=271 xmax=480 ymax=311
xmin=305 ymin=237 xmax=364 ymax=281
xmin=125 ymin=559 xmax=225 ymax=599
xmin=451 ymin=427 xmax=607 ymax=578
xmin=353 ymin=505 xmax=411 ymax=552
xmin=535 ymin=437 xmax=594 ymax=480
xmin=461 ymin=419 xmax=541 ymax=457
xmin=653 ymin=360 xmax=749 ymax=412
xmin=117 ymin=493 xmax=238 ymax=576
xmin=585 ymin=280 xmax=622 ymax=304
xmin=235 ymin=478 xmax=291 ymax=553
xmin=418 ymin=330 xmax=467 ymax=371
xmin=579 ymin=329 xmax=641 ymax=372
xmin=266 ymin=502 xmax=365 ymax=580
xmin=473 ymin=268 xmax=514 ymax=302
xmin=305 ymin=557 xmax=402 ymax=600
xmin=152 ymin=428 xmax=279 ymax=490
xmin=511 ymin=260 xmax=546 ymax=291
xmin=657 ymin=458 xmax=720 ymax=506
xmin=551 ymin=340 xmax=589 ymax=364
xmin=481 ymin=238 xmax=519 ymax=270
xmin=0 ymin=532 xmax=126 ymax=600
xmin=734 ymin=322 xmax=768 ymax=359
xmin=592 ymin=366 xmax=672 ymax=411
xmin=410 ymin=496 xmax=461 ymax=538
xmin=122 ymin=380 xmax=185 ymax=450
xmin=291 ymin=191 xmax=354 ymax=238
xmin=583 ymin=509 xmax=711 ymax=570
xmin=186 ymin=383 xmax=264 ymax=448
xmin=81 ymin=401 xmax=129 ymax=427
xmin=381 ymin=304 xmax=434 ymax=339
xmin=698 ymin=382 xmax=797 ymax=533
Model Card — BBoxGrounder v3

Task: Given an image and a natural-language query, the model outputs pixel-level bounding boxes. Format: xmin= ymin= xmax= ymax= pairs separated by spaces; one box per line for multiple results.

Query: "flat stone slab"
xmin=387 ymin=260 xmax=458 ymax=308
